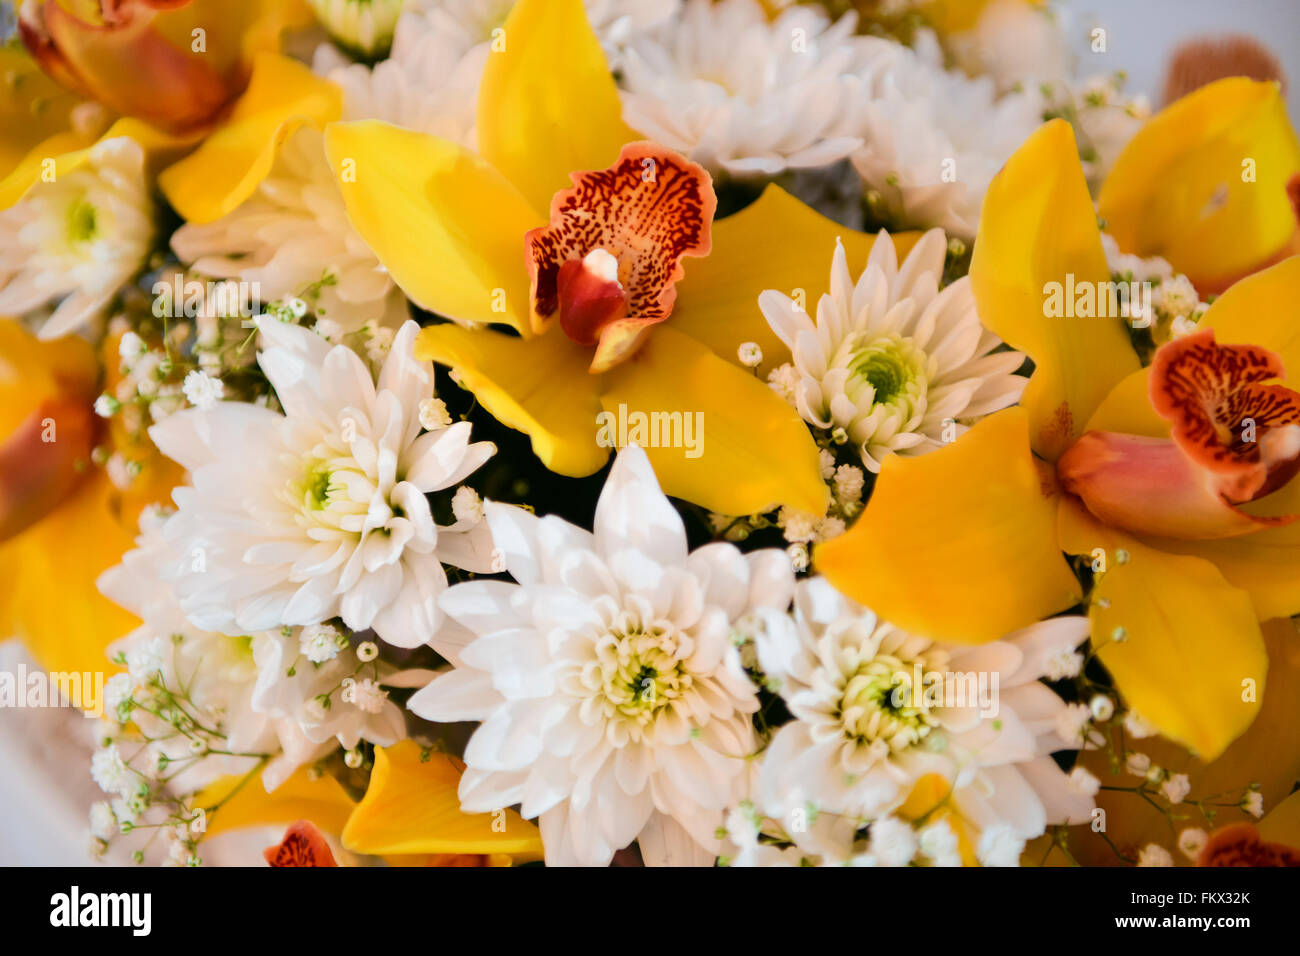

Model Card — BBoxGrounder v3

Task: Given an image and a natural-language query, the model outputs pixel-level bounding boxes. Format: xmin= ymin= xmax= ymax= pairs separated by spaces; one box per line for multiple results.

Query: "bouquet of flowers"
xmin=3 ymin=0 xmax=1299 ymax=869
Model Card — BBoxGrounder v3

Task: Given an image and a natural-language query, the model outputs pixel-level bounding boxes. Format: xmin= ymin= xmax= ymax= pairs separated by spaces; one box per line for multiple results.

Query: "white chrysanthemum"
xmin=148 ymin=318 xmax=497 ymax=649
xmin=311 ymin=0 xmax=677 ymax=146
xmin=98 ymin=514 xmax=280 ymax=793
xmin=619 ymin=0 xmax=870 ymax=177
xmin=750 ymin=576 xmax=1094 ymax=862
xmin=410 ymin=443 xmax=795 ymax=867
xmin=309 ymin=0 xmax=408 ymax=56
xmin=760 ymin=231 xmax=1026 ymax=471
xmin=0 ymin=136 xmax=152 ymax=339
xmin=170 ymin=127 xmax=405 ymax=331
xmin=311 ymin=1 xmax=491 ymax=149
xmin=944 ymin=0 xmax=1072 ymax=91
xmin=850 ymin=34 xmax=1043 ymax=237
xmin=249 ymin=626 xmax=429 ymax=788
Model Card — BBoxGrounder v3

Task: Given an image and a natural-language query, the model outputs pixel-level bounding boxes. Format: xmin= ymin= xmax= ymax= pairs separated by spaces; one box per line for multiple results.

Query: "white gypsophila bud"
xmin=1137 ymin=844 xmax=1174 ymax=867
xmin=1178 ymin=828 xmax=1208 ymax=860
xmin=737 ymin=341 xmax=763 ymax=368
xmin=181 ymin=370 xmax=224 ymax=410
xmin=419 ymin=397 xmax=453 ymax=431
xmin=299 ymin=623 xmax=344 ymax=664
xmin=451 ymin=486 xmax=484 ymax=526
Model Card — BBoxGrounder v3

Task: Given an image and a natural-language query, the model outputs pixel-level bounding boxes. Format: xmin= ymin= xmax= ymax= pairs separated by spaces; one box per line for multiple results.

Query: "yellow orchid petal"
xmin=0 ymin=46 xmax=86 ymax=184
xmin=1058 ymin=499 xmax=1266 ymax=761
xmin=971 ymin=119 xmax=1140 ymax=461
xmin=159 ymin=53 xmax=342 ymax=224
xmin=1098 ymin=78 xmax=1300 ymax=291
xmin=816 ymin=408 xmax=1081 ymax=643
xmin=196 ymin=766 xmax=356 ymax=839
xmin=342 ymin=742 xmax=543 ymax=859
xmin=0 ymin=469 xmax=138 ymax=680
xmin=1 ymin=115 xmax=202 ymax=211
xmin=1082 ymin=367 xmax=1168 ymax=438
xmin=598 ymin=325 xmax=828 ymax=515
xmin=415 ymin=323 xmax=608 ymax=477
xmin=1070 ymin=617 xmax=1300 ymax=865
xmin=476 ymin=0 xmax=637 ymax=216
xmin=670 ymin=184 xmax=921 ymax=375
xmin=0 ymin=318 xmax=98 ymax=433
xmin=325 ymin=120 xmax=537 ymax=330
xmin=1132 ymin=521 xmax=1300 ymax=622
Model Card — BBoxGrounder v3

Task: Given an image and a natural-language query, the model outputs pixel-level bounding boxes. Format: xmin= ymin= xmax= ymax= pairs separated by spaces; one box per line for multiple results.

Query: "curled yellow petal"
xmin=0 ymin=469 xmax=138 ymax=680
xmin=1098 ymin=77 xmax=1300 ymax=291
xmin=196 ymin=766 xmax=356 ymax=839
xmin=477 ymin=0 xmax=636 ymax=216
xmin=159 ymin=53 xmax=342 ymax=224
xmin=416 ymin=322 xmax=607 ymax=477
xmin=1058 ymin=499 xmax=1266 ymax=761
xmin=971 ymin=119 xmax=1139 ymax=461
xmin=816 ymin=408 xmax=1080 ymax=643
xmin=599 ymin=326 xmax=829 ymax=515
xmin=342 ymin=742 xmax=542 ymax=859
xmin=325 ymin=120 xmax=537 ymax=330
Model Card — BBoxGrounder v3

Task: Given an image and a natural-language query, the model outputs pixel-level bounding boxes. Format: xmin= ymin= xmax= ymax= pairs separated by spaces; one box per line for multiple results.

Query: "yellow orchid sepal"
xmin=1098 ymin=77 xmax=1300 ymax=292
xmin=341 ymin=742 xmax=544 ymax=861
xmin=159 ymin=53 xmax=342 ymax=224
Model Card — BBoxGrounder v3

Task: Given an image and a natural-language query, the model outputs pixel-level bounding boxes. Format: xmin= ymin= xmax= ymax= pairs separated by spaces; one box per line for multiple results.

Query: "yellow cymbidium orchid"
xmin=19 ymin=0 xmax=313 ymax=134
xmin=340 ymin=742 xmax=543 ymax=864
xmin=157 ymin=52 xmax=343 ymax=225
xmin=319 ymin=0 xmax=907 ymax=515
xmin=1099 ymin=76 xmax=1300 ymax=294
xmin=0 ymin=321 xmax=180 ymax=681
xmin=817 ymin=119 xmax=1300 ymax=762
xmin=203 ymin=744 xmax=540 ymax=866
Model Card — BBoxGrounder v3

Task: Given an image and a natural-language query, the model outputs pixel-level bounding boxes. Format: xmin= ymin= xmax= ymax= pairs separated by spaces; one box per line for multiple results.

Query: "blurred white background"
xmin=1066 ymin=0 xmax=1300 ymax=125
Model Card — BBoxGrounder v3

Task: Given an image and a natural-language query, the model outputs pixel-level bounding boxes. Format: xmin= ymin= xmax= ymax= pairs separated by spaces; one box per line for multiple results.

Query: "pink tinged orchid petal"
xmin=1058 ymin=329 xmax=1300 ymax=540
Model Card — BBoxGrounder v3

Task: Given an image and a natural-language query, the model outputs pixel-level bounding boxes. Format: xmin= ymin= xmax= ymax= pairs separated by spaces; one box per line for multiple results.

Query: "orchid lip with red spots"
xmin=524 ymin=141 xmax=716 ymax=373
xmin=264 ymin=819 xmax=338 ymax=867
xmin=1058 ymin=329 xmax=1300 ymax=540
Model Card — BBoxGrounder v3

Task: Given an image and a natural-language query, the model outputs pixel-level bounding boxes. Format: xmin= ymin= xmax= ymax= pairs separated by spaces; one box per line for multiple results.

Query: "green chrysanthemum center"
xmin=301 ymin=463 xmax=335 ymax=510
xmin=66 ymin=198 xmax=98 ymax=243
xmin=592 ymin=619 xmax=691 ymax=724
xmin=838 ymin=652 xmax=943 ymax=752
xmin=844 ymin=333 xmax=929 ymax=407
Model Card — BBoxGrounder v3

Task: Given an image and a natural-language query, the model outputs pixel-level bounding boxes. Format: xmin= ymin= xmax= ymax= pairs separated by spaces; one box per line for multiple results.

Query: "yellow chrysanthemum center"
xmin=838 ymin=650 xmax=943 ymax=753
xmin=65 ymin=197 xmax=98 ymax=244
xmin=588 ymin=615 xmax=691 ymax=725
xmin=842 ymin=332 xmax=929 ymax=411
